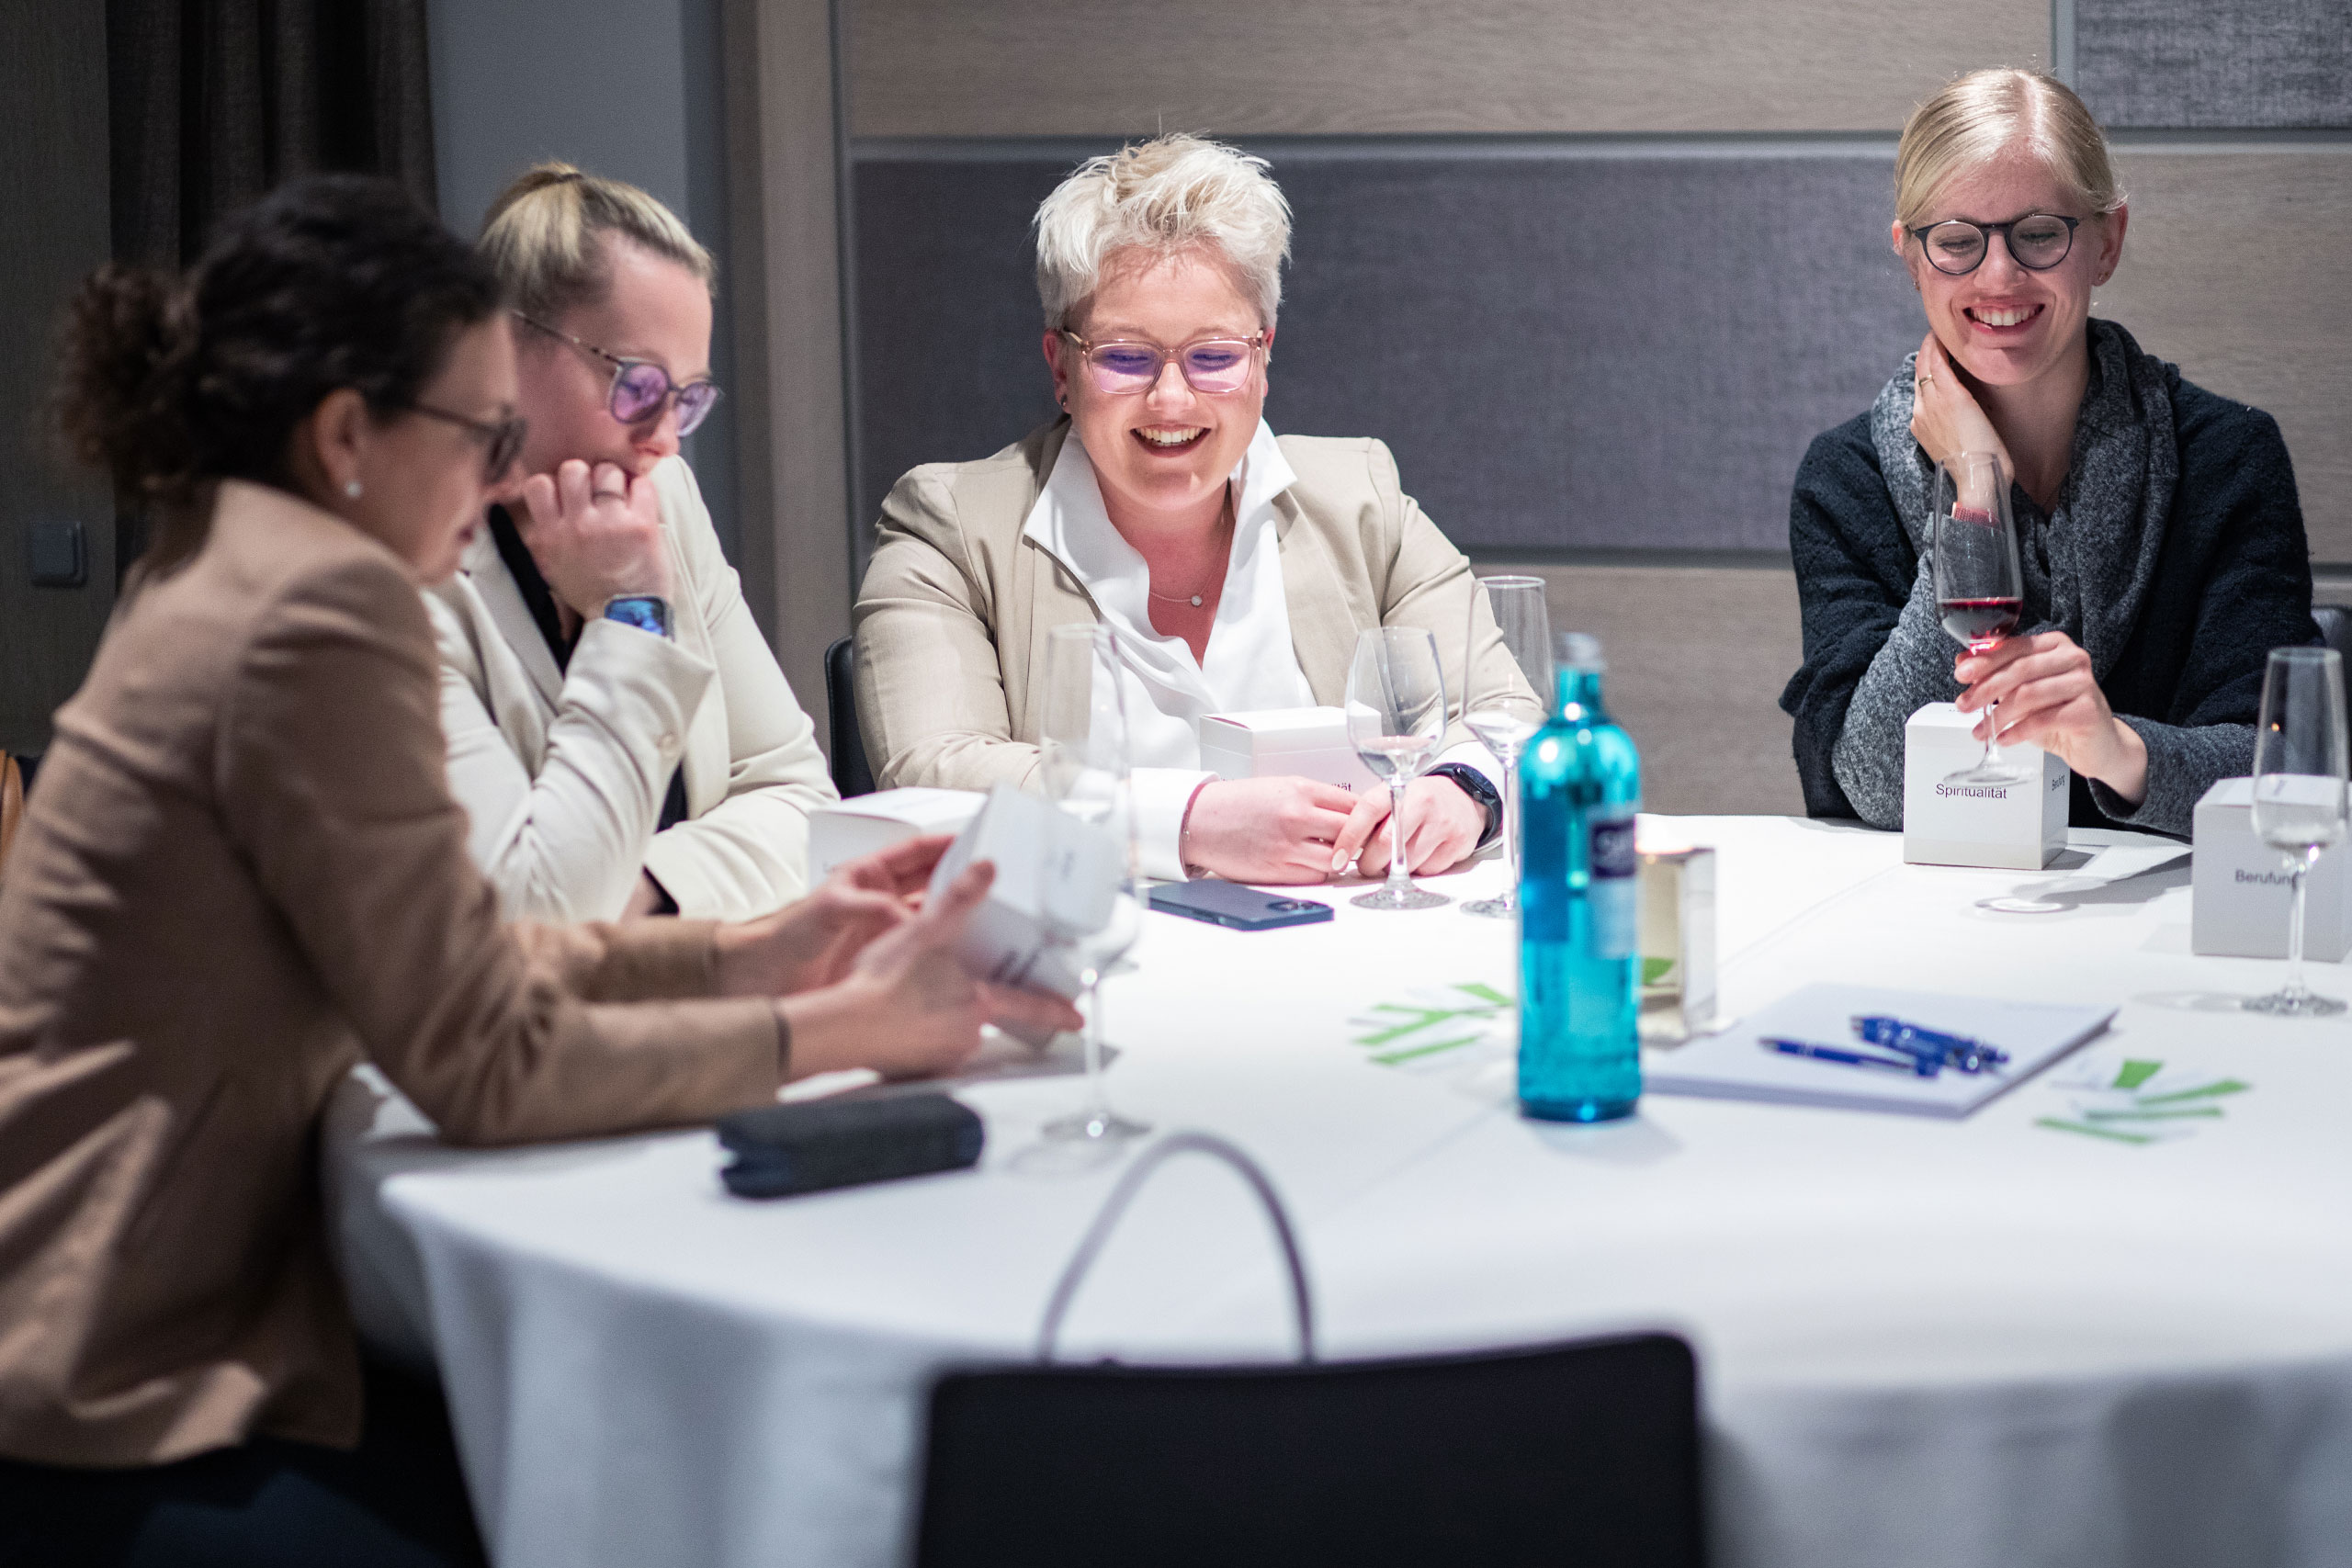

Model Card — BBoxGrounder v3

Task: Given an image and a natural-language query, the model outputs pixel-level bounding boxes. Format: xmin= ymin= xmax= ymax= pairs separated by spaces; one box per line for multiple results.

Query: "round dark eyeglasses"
xmin=1060 ymin=329 xmax=1268 ymax=396
xmin=403 ymin=402 xmax=527 ymax=483
xmin=515 ymin=311 xmax=722 ymax=435
xmin=1907 ymin=213 xmax=2082 ymax=276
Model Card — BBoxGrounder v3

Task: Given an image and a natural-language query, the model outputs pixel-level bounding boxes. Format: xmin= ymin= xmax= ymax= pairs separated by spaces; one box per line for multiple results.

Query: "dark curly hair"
xmin=56 ymin=175 xmax=504 ymax=571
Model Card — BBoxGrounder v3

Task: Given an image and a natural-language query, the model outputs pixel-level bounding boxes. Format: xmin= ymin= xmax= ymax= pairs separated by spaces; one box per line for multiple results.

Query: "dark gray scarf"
xmin=1868 ymin=319 xmax=2177 ymax=684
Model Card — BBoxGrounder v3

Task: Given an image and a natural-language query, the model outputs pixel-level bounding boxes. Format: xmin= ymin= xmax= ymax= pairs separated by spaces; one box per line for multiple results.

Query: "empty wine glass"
xmin=2245 ymin=646 xmax=2350 ymax=1018
xmin=1345 ymin=626 xmax=1450 ymax=911
xmin=1461 ymin=576 xmax=1550 ymax=919
xmin=1037 ymin=626 xmax=1150 ymax=1141
xmin=1931 ymin=451 xmax=2031 ymax=786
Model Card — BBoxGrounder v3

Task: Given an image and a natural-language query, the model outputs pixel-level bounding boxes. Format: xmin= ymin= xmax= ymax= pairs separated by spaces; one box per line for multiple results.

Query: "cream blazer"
xmin=854 ymin=420 xmax=1533 ymax=837
xmin=427 ymin=457 xmax=836 ymax=922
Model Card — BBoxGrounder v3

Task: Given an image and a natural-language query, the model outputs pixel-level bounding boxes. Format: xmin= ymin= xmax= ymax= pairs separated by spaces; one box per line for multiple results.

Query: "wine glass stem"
xmin=1982 ymin=697 xmax=2003 ymax=772
xmin=2287 ymin=857 xmax=2312 ymax=1001
xmin=1385 ymin=780 xmax=1413 ymax=896
xmin=1496 ymin=746 xmax=1521 ymax=903
xmin=1080 ymin=972 xmax=1109 ymax=1122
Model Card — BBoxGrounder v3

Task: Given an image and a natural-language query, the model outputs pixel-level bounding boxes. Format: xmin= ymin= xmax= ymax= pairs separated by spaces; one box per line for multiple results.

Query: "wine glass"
xmin=1036 ymin=625 xmax=1150 ymax=1142
xmin=1461 ymin=576 xmax=1551 ymax=919
xmin=1345 ymin=626 xmax=1450 ymax=911
xmin=1931 ymin=451 xmax=2031 ymax=786
xmin=2245 ymin=646 xmax=2350 ymax=1018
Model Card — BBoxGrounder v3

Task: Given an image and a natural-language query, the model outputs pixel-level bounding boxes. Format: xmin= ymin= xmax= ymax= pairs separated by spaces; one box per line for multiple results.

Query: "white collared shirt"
xmin=1021 ymin=421 xmax=1316 ymax=878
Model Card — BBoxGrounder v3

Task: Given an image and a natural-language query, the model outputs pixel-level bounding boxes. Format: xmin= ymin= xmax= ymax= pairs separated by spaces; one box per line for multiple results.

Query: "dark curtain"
xmin=105 ymin=0 xmax=437 ymax=570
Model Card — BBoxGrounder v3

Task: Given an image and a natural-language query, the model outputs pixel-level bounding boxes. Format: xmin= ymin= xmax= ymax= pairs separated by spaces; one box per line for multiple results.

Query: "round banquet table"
xmin=324 ymin=816 xmax=2352 ymax=1568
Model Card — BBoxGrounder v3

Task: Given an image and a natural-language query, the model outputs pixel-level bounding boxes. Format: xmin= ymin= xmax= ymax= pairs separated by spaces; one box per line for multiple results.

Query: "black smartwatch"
xmin=603 ymin=594 xmax=673 ymax=639
xmin=1428 ymin=762 xmax=1503 ymax=851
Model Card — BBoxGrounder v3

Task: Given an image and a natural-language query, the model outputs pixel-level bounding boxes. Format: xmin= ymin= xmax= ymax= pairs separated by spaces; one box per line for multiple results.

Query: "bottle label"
xmin=1589 ymin=813 xmax=1637 ymax=959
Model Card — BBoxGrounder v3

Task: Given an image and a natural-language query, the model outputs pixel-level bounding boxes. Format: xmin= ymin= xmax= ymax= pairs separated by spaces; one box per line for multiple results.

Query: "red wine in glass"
xmin=1939 ymin=595 xmax=2020 ymax=650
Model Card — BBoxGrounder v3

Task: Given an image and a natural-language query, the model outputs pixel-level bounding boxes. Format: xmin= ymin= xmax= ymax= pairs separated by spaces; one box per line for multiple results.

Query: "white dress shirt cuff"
xmin=1134 ymin=766 xmax=1215 ymax=882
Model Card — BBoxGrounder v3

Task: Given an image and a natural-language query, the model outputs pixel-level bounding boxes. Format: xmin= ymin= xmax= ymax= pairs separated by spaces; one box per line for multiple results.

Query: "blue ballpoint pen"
xmin=1760 ymin=1038 xmax=1940 ymax=1077
xmin=1850 ymin=1015 xmax=2009 ymax=1073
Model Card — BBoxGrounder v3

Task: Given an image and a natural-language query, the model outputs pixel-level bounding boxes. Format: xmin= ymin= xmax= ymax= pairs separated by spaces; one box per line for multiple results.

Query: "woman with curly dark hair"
xmin=0 ymin=175 xmax=1072 ymax=1564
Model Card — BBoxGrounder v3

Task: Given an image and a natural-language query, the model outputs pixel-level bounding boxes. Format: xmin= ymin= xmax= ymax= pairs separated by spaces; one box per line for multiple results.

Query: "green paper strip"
xmin=2134 ymin=1079 xmax=2251 ymax=1106
xmin=1370 ymin=1034 xmax=1487 ymax=1066
xmin=1454 ymin=982 xmax=1515 ymax=1007
xmin=2112 ymin=1059 xmax=2164 ymax=1090
xmin=2035 ymin=1117 xmax=2160 ymax=1145
xmin=2081 ymin=1107 xmax=2224 ymax=1122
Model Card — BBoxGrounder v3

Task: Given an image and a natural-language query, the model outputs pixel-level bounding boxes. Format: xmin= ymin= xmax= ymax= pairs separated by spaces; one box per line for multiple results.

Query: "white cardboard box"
xmin=2191 ymin=777 xmax=2352 ymax=960
xmin=809 ymin=788 xmax=986 ymax=877
xmin=926 ymin=785 xmax=1122 ymax=999
xmin=1197 ymin=707 xmax=1379 ymax=792
xmin=1902 ymin=702 xmax=2069 ymax=871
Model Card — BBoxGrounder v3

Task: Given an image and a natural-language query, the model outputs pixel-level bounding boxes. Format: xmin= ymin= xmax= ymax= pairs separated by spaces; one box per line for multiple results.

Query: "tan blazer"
xmin=0 ymin=481 xmax=780 ymax=1468
xmin=428 ymin=457 xmax=837 ymax=922
xmin=854 ymin=420 xmax=1533 ymax=794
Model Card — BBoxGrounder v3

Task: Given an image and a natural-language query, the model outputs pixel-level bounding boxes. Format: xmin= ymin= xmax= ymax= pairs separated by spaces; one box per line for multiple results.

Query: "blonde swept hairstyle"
xmin=477 ymin=162 xmax=715 ymax=321
xmin=1032 ymin=133 xmax=1292 ymax=332
xmin=1894 ymin=69 xmax=2125 ymax=230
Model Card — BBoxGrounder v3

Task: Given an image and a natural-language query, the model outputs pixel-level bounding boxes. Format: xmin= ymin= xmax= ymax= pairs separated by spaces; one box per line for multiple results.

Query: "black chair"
xmin=822 ymin=636 xmax=876 ymax=799
xmin=914 ymin=1134 xmax=1707 ymax=1568
xmin=2315 ymin=604 xmax=2349 ymax=659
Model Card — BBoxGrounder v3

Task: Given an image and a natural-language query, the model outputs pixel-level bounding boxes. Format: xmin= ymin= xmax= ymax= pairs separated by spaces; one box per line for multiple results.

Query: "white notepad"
xmin=1645 ymin=983 xmax=2115 ymax=1119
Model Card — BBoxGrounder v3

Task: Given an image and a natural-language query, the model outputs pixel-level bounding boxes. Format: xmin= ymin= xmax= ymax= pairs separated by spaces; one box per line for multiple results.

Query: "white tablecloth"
xmin=324 ymin=817 xmax=2352 ymax=1568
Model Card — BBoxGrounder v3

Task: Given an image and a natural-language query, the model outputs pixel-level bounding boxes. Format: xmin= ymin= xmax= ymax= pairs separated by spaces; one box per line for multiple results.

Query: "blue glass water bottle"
xmin=1517 ymin=633 xmax=1643 ymax=1122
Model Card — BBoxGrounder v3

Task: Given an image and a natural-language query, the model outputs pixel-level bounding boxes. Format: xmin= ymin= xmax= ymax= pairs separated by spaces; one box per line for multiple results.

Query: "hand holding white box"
xmin=1903 ymin=703 xmax=2068 ymax=871
xmin=927 ymin=785 xmax=1124 ymax=999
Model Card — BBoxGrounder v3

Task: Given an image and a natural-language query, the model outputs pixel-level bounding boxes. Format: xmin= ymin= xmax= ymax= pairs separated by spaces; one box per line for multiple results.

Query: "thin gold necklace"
xmin=1147 ymin=489 xmax=1235 ymax=610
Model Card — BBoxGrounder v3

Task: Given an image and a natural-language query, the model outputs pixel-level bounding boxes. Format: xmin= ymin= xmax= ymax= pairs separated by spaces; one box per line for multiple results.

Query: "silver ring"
xmin=594 ymin=488 xmax=626 ymax=502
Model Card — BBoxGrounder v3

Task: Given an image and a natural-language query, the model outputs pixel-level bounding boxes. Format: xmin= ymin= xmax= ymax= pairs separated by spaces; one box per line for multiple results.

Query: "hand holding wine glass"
xmin=1344 ymin=627 xmax=1451 ymax=911
xmin=2245 ymin=646 xmax=2350 ymax=1018
xmin=1931 ymin=451 xmax=2030 ymax=786
xmin=1461 ymin=576 xmax=1550 ymax=919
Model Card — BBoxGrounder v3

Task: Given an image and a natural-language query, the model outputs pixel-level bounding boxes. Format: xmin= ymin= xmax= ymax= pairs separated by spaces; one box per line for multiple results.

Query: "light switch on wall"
xmin=28 ymin=520 xmax=86 ymax=589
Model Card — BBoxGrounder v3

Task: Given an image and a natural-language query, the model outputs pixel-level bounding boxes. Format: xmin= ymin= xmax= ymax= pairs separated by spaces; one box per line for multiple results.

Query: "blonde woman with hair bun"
xmin=427 ymin=161 xmax=837 ymax=923
xmin=1781 ymin=67 xmax=2317 ymax=839
xmin=854 ymin=133 xmax=1536 ymax=886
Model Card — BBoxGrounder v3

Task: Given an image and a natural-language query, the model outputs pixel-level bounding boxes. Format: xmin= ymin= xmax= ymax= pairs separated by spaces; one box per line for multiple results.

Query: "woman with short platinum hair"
xmin=856 ymin=133 xmax=1534 ymax=885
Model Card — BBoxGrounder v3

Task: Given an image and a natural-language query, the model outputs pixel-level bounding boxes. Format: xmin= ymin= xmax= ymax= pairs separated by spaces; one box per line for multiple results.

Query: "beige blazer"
xmin=854 ymin=420 xmax=1533 ymax=795
xmin=428 ymin=457 xmax=837 ymax=922
xmin=0 ymin=481 xmax=780 ymax=1467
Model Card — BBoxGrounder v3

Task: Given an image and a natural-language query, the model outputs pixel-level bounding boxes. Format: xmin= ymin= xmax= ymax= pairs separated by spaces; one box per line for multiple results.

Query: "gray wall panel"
xmin=2078 ymin=0 xmax=2352 ymax=129
xmin=853 ymin=148 xmax=1922 ymax=558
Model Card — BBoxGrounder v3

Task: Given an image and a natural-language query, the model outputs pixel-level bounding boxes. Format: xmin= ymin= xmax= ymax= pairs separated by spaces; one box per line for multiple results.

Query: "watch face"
xmin=605 ymin=596 xmax=672 ymax=638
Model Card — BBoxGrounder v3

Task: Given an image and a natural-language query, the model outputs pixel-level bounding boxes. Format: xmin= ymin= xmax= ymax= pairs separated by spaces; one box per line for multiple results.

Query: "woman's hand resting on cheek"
xmin=1909 ymin=333 xmax=2012 ymax=479
xmin=1955 ymin=632 xmax=2148 ymax=805
xmin=515 ymin=457 xmax=673 ymax=617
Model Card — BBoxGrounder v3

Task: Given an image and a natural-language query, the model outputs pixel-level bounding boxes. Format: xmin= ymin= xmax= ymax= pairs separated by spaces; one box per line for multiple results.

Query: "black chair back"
xmin=2314 ymin=604 xmax=2349 ymax=658
xmin=822 ymin=637 xmax=876 ymax=799
xmin=915 ymin=1332 xmax=1706 ymax=1568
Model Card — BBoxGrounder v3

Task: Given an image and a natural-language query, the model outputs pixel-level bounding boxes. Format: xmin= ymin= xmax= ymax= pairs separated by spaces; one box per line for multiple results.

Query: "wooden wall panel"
xmin=846 ymin=0 xmax=2049 ymax=138
xmin=2094 ymin=149 xmax=2352 ymax=560
xmin=1485 ymin=562 xmax=1808 ymax=817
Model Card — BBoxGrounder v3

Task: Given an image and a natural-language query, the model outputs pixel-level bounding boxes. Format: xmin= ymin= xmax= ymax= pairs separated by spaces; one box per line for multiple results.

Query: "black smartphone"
xmin=1148 ymin=881 xmax=1335 ymax=931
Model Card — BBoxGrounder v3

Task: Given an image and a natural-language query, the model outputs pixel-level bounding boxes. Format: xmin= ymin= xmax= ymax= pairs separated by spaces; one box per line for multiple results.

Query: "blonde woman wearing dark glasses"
xmin=1783 ymin=68 xmax=2316 ymax=838
xmin=428 ymin=164 xmax=835 ymax=923
xmin=855 ymin=133 xmax=1535 ymax=885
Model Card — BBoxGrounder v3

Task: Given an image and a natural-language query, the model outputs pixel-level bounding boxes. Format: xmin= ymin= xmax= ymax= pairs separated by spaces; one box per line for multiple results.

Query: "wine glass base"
xmin=1461 ymin=894 xmax=1517 ymax=919
xmin=1352 ymin=885 xmax=1450 ymax=911
xmin=1042 ymin=1107 xmax=1152 ymax=1142
xmin=2243 ymin=989 xmax=2347 ymax=1018
xmin=1941 ymin=761 xmax=2036 ymax=786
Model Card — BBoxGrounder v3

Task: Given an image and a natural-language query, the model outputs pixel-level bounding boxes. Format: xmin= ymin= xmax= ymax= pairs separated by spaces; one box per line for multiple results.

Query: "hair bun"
xmin=55 ymin=263 xmax=199 ymax=502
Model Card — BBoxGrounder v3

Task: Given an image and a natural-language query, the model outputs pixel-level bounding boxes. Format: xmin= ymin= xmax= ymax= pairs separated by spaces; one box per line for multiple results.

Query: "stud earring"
xmin=345 ymin=479 xmax=363 ymax=499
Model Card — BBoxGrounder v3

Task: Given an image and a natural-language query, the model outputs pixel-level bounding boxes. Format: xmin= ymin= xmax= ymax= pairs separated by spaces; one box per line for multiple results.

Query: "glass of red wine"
xmin=1931 ymin=451 xmax=2031 ymax=786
